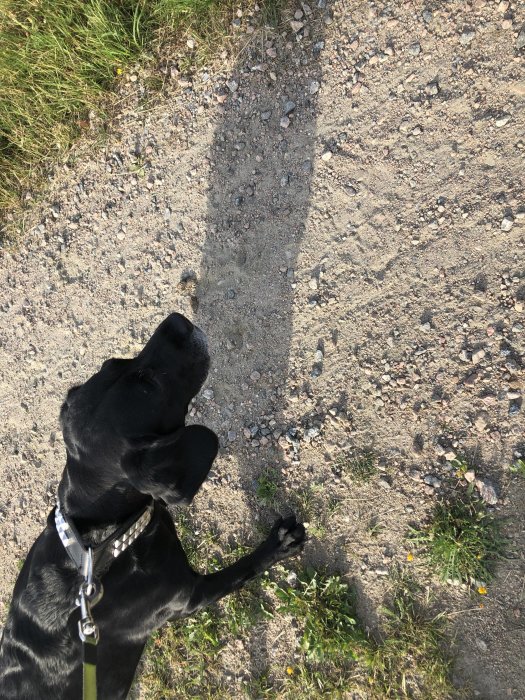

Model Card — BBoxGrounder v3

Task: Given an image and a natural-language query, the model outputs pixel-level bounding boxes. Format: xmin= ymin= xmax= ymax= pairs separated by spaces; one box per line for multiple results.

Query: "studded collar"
xmin=54 ymin=499 xmax=154 ymax=578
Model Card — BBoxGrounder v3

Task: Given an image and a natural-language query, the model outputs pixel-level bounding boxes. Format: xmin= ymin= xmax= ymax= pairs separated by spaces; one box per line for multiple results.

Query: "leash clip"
xmin=77 ymin=548 xmax=102 ymax=644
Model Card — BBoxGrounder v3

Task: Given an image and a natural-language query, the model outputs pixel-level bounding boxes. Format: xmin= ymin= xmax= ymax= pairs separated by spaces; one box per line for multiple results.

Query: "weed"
xmin=366 ymin=570 xmax=454 ymax=699
xmin=510 ymin=457 xmax=525 ymax=477
xmin=256 ymin=468 xmax=280 ymax=505
xmin=409 ymin=492 xmax=506 ymax=586
xmin=335 ymin=449 xmax=377 ymax=483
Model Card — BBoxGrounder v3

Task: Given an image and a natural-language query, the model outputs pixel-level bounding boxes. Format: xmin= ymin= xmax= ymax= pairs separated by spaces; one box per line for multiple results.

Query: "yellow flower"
xmin=116 ymin=67 xmax=123 ymax=75
xmin=407 ymin=552 xmax=414 ymax=562
xmin=477 ymin=586 xmax=487 ymax=595
xmin=286 ymin=666 xmax=294 ymax=676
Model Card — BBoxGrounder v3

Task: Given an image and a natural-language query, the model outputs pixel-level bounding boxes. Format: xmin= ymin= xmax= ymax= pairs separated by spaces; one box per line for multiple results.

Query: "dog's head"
xmin=59 ymin=313 xmax=218 ymax=505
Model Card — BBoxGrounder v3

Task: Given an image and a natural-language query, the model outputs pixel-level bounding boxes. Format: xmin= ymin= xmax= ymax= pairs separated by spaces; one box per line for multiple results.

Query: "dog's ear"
xmin=123 ymin=425 xmax=219 ymax=505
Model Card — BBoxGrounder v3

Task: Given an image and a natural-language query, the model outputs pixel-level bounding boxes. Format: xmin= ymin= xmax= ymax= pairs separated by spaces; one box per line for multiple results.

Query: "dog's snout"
xmin=163 ymin=313 xmax=194 ymax=343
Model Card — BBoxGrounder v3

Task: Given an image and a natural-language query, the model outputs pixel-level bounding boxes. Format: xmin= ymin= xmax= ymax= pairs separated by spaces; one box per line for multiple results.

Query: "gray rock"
xmin=423 ymin=475 xmax=441 ymax=488
xmin=260 ymin=110 xmax=272 ymax=121
xmin=422 ymin=9 xmax=433 ymax=23
xmin=202 ymin=388 xmax=214 ymax=400
xmin=407 ymin=42 xmax=421 ymax=56
xmin=475 ymin=478 xmax=498 ymax=505
xmin=501 ymin=216 xmax=514 ymax=231
xmin=460 ymin=28 xmax=476 ymax=46
xmin=516 ymin=23 xmax=525 ymax=50
xmin=283 ymin=100 xmax=296 ymax=115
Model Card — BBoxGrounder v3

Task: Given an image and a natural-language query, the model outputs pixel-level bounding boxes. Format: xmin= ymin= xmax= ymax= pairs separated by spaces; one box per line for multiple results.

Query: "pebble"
xmin=227 ymin=430 xmax=237 ymax=442
xmin=202 ymin=388 xmax=214 ymax=400
xmin=420 ymin=322 xmax=431 ymax=332
xmin=472 ymin=348 xmax=486 ymax=364
xmin=283 ymin=100 xmax=296 ymax=115
xmin=378 ymin=478 xmax=391 ymax=489
xmin=280 ymin=116 xmax=290 ymax=129
xmin=375 ymin=568 xmax=389 ymax=576
xmin=435 ymin=444 xmax=446 ymax=456
xmin=309 ymin=81 xmax=320 ymax=94
xmin=444 ymin=450 xmax=457 ymax=461
xmin=509 ymin=401 xmax=521 ymax=417
xmin=508 ymin=391 xmax=521 ymax=400
xmin=407 ymin=42 xmax=421 ymax=56
xmin=422 ymin=9 xmax=433 ymax=23
xmin=423 ymin=475 xmax=441 ymax=488
xmin=464 ymin=470 xmax=476 ymax=483
xmin=495 ymin=114 xmax=511 ymax=128
xmin=474 ymin=413 xmax=489 ymax=431
xmin=321 ymin=151 xmax=332 ymax=161
xmin=517 ymin=23 xmax=525 ymax=51
xmin=290 ymin=20 xmax=304 ymax=33
xmin=501 ymin=216 xmax=514 ymax=231
xmin=475 ymin=478 xmax=498 ymax=505
xmin=460 ymin=29 xmax=476 ymax=46
xmin=250 ymin=371 xmax=261 ymax=381
xmin=266 ymin=47 xmax=277 ymax=58
xmin=260 ymin=110 xmax=272 ymax=121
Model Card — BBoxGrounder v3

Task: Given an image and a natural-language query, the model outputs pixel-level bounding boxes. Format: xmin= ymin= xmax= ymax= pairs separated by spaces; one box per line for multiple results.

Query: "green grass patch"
xmin=0 ymin=0 xmax=285 ymax=230
xmin=409 ymin=491 xmax=506 ymax=587
xmin=335 ymin=448 xmax=377 ymax=483
xmin=256 ymin=467 xmax=280 ymax=505
xmin=510 ymin=457 xmax=525 ymax=477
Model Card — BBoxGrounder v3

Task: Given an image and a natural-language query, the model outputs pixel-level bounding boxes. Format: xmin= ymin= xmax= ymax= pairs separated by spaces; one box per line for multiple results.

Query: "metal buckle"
xmin=77 ymin=548 xmax=103 ymax=645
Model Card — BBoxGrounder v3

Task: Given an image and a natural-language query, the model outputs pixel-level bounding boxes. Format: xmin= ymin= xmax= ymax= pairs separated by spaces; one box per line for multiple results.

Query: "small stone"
xmin=474 ymin=412 xmax=489 ymax=431
xmin=186 ymin=38 xmax=196 ymax=49
xmin=250 ymin=371 xmax=261 ymax=381
xmin=290 ymin=20 xmax=304 ymax=32
xmin=227 ymin=430 xmax=237 ymax=442
xmin=426 ymin=82 xmax=439 ymax=96
xmin=294 ymin=9 xmax=304 ymax=19
xmin=202 ymin=388 xmax=214 ymax=400
xmin=280 ymin=116 xmax=290 ymax=129
xmin=475 ymin=478 xmax=498 ymax=505
xmin=321 ymin=150 xmax=332 ymax=161
xmin=284 ymin=100 xmax=296 ymax=115
xmin=420 ymin=322 xmax=431 ymax=332
xmin=314 ymin=349 xmax=324 ymax=363
xmin=517 ymin=23 xmax=525 ymax=51
xmin=508 ymin=391 xmax=521 ymax=400
xmin=444 ymin=450 xmax=457 ymax=461
xmin=422 ymin=9 xmax=433 ymax=23
xmin=435 ymin=444 xmax=446 ymax=456
xmin=309 ymin=277 xmax=319 ymax=290
xmin=509 ymin=401 xmax=522 ymax=416
xmin=460 ymin=28 xmax=476 ymax=46
xmin=515 ymin=302 xmax=524 ymax=312
xmin=472 ymin=348 xmax=486 ymax=364
xmin=464 ymin=470 xmax=476 ymax=483
xmin=266 ymin=46 xmax=277 ymax=58
xmin=260 ymin=110 xmax=272 ymax=121
xmin=227 ymin=79 xmax=238 ymax=92
xmin=501 ymin=216 xmax=514 ymax=231
xmin=375 ymin=568 xmax=389 ymax=576
xmin=407 ymin=42 xmax=421 ymax=56
xmin=378 ymin=478 xmax=391 ymax=489
xmin=423 ymin=475 xmax=441 ymax=488
xmin=309 ymin=80 xmax=320 ymax=94
xmin=495 ymin=114 xmax=511 ymax=128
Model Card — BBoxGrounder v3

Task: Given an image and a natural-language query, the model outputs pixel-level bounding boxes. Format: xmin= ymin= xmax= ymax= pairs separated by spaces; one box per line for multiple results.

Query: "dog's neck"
xmin=57 ymin=454 xmax=150 ymax=536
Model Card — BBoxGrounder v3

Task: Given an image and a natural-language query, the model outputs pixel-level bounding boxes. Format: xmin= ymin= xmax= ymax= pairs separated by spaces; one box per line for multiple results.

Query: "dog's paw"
xmin=267 ymin=515 xmax=306 ymax=561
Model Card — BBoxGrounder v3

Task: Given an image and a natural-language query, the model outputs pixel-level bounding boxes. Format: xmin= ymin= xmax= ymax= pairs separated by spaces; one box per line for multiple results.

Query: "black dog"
xmin=0 ymin=313 xmax=305 ymax=699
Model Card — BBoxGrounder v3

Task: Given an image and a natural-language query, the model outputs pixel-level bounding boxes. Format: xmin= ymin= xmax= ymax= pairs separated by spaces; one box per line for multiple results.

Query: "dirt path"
xmin=1 ymin=1 xmax=525 ymax=697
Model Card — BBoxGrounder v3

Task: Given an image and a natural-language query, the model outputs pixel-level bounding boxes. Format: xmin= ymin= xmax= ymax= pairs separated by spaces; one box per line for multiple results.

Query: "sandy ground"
xmin=1 ymin=1 xmax=525 ymax=697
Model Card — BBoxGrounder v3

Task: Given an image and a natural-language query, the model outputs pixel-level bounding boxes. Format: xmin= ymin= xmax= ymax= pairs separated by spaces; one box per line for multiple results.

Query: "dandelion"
xmin=286 ymin=666 xmax=294 ymax=676
xmin=407 ymin=552 xmax=414 ymax=562
xmin=477 ymin=586 xmax=487 ymax=595
xmin=116 ymin=67 xmax=123 ymax=75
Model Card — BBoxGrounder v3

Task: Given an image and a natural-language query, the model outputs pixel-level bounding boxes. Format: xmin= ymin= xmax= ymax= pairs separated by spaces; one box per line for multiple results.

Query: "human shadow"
xmin=193 ymin=3 xmax=329 ymax=687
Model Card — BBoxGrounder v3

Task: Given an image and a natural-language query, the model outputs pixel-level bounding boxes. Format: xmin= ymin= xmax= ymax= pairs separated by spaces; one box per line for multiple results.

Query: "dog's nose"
xmin=162 ymin=313 xmax=194 ymax=343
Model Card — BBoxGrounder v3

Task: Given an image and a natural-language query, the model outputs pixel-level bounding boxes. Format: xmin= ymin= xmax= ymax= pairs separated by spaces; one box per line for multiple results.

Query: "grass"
xmin=136 ymin=561 xmax=456 ymax=699
xmin=334 ymin=448 xmax=378 ymax=483
xmin=0 ymin=0 xmax=285 ymax=233
xmin=409 ymin=490 xmax=506 ymax=587
xmin=510 ymin=457 xmax=525 ymax=476
xmin=256 ymin=468 xmax=280 ymax=505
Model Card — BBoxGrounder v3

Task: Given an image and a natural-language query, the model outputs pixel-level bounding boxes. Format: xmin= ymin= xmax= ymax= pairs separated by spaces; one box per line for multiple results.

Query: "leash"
xmin=55 ymin=501 xmax=154 ymax=700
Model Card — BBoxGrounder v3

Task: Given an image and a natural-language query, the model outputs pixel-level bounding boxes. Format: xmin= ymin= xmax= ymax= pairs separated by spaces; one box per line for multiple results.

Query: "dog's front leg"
xmin=184 ymin=516 xmax=305 ymax=614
